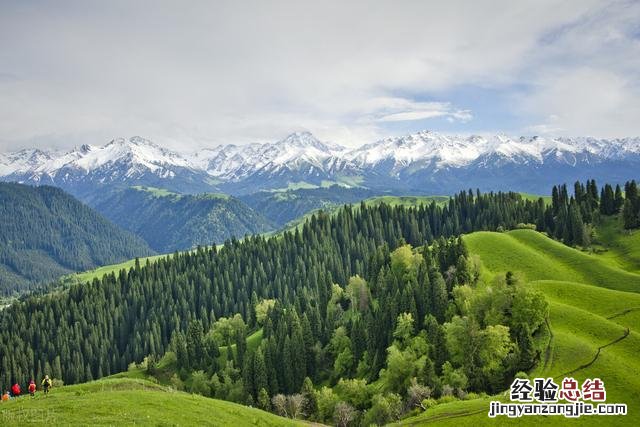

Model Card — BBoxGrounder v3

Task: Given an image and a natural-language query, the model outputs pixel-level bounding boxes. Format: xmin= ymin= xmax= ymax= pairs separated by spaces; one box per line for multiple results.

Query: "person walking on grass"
xmin=11 ymin=382 xmax=21 ymax=397
xmin=42 ymin=375 xmax=52 ymax=395
xmin=28 ymin=379 xmax=36 ymax=397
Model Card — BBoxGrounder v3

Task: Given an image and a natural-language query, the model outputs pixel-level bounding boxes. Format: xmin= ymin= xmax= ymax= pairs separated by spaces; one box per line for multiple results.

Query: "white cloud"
xmin=0 ymin=0 xmax=637 ymax=150
xmin=373 ymin=100 xmax=472 ymax=123
xmin=515 ymin=1 xmax=640 ymax=137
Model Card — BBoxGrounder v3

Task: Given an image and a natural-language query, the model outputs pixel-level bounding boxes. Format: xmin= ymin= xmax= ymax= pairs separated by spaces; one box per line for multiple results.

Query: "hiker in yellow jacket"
xmin=41 ymin=375 xmax=52 ymax=395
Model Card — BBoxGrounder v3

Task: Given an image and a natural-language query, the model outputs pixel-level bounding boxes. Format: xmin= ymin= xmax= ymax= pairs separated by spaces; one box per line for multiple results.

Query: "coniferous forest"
xmin=0 ymin=180 xmax=639 ymax=424
xmin=0 ymin=183 xmax=154 ymax=295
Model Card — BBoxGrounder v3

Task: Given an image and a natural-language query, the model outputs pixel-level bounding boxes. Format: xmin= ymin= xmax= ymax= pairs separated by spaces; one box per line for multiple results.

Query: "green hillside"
xmin=73 ymin=253 xmax=167 ymax=283
xmin=0 ymin=183 xmax=153 ymax=295
xmin=361 ymin=195 xmax=450 ymax=207
xmin=70 ymin=192 xmax=537 ymax=284
xmin=518 ymin=192 xmax=552 ymax=204
xmin=91 ymin=186 xmax=274 ymax=252
xmin=401 ymin=228 xmax=640 ymax=425
xmin=0 ymin=378 xmax=301 ymax=426
xmin=594 ymin=215 xmax=640 ymax=273
xmin=465 ymin=229 xmax=639 ymax=292
xmin=281 ymin=194 xmax=451 ymax=233
xmin=3 ymin=186 xmax=637 ymax=425
xmin=241 ymin=185 xmax=378 ymax=226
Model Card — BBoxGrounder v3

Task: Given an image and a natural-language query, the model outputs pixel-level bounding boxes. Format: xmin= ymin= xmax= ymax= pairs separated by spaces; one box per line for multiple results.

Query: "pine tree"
xmin=623 ymin=180 xmax=640 ymax=229
xmin=242 ymin=349 xmax=255 ymax=399
xmin=623 ymin=199 xmax=638 ymax=229
xmin=300 ymin=376 xmax=318 ymax=420
xmin=186 ymin=321 xmax=205 ymax=370
xmin=614 ymin=185 xmax=624 ymax=212
xmin=282 ymin=336 xmax=294 ymax=394
xmin=253 ymin=347 xmax=268 ymax=398
xmin=235 ymin=324 xmax=247 ymax=371
xmin=257 ymin=388 xmax=271 ymax=411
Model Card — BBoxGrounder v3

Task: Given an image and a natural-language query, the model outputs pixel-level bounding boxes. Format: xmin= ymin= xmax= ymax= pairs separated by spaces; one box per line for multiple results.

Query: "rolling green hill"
xmin=73 ymin=253 xmax=167 ymax=283
xmin=240 ymin=185 xmax=379 ymax=226
xmin=361 ymin=195 xmax=450 ymax=207
xmin=465 ymin=229 xmax=639 ymax=292
xmin=401 ymin=228 xmax=640 ymax=425
xmin=69 ymin=192 xmax=535 ymax=283
xmin=281 ymin=194 xmax=452 ymax=233
xmin=594 ymin=215 xmax=640 ymax=273
xmin=91 ymin=186 xmax=274 ymax=252
xmin=0 ymin=183 xmax=153 ymax=295
xmin=0 ymin=378 xmax=301 ymax=426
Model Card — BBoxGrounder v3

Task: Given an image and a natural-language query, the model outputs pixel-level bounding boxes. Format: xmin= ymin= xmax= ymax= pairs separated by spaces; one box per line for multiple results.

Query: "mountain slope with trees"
xmin=91 ymin=186 xmax=274 ymax=252
xmin=1 ymin=180 xmax=639 ymax=425
xmin=401 ymin=229 xmax=640 ymax=426
xmin=240 ymin=185 xmax=379 ymax=227
xmin=0 ymin=182 xmax=153 ymax=295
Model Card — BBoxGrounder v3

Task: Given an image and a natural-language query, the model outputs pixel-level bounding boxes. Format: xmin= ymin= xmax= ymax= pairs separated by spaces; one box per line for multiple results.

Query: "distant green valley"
xmin=1 ymin=179 xmax=640 ymax=426
xmin=91 ymin=186 xmax=274 ymax=252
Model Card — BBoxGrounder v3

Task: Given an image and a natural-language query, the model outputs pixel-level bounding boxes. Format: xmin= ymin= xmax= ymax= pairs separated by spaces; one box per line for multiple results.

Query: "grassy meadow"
xmin=0 ymin=378 xmax=301 ymax=426
xmin=401 ymin=226 xmax=640 ymax=425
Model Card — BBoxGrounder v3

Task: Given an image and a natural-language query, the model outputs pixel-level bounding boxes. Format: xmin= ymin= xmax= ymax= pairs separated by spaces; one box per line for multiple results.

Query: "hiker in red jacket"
xmin=28 ymin=379 xmax=36 ymax=396
xmin=11 ymin=383 xmax=21 ymax=397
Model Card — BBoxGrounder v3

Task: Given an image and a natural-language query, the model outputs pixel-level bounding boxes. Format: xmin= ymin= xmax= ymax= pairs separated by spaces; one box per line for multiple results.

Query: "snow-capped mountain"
xmin=1 ymin=130 xmax=639 ymax=199
xmin=189 ymin=131 xmax=347 ymax=181
xmin=337 ymin=131 xmax=640 ymax=194
xmin=0 ymin=136 xmax=215 ymax=201
xmin=0 ymin=148 xmax=57 ymax=176
xmin=343 ymin=131 xmax=640 ymax=171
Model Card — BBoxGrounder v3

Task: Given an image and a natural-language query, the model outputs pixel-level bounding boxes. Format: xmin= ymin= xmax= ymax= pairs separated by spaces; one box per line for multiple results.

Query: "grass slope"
xmin=0 ymin=378 xmax=301 ymax=426
xmin=401 ymin=229 xmax=640 ymax=426
xmin=465 ymin=229 xmax=639 ymax=292
xmin=240 ymin=185 xmax=378 ymax=226
xmin=74 ymin=254 xmax=167 ymax=283
xmin=594 ymin=216 xmax=640 ymax=274
xmin=282 ymin=194 xmax=451 ymax=233
xmin=216 ymin=329 xmax=264 ymax=367
xmin=362 ymin=195 xmax=450 ymax=207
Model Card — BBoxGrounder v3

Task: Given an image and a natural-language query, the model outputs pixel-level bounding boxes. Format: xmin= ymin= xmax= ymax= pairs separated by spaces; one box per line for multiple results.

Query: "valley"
xmin=91 ymin=186 xmax=273 ymax=253
xmin=1 ymin=179 xmax=639 ymax=426
xmin=3 ymin=2 xmax=639 ymax=425
xmin=0 ymin=182 xmax=153 ymax=295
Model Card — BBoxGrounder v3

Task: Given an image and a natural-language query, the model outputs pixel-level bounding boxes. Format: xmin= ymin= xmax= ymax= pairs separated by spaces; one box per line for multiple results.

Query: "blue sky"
xmin=0 ymin=0 xmax=639 ymax=150
xmin=381 ymin=84 xmax=528 ymax=135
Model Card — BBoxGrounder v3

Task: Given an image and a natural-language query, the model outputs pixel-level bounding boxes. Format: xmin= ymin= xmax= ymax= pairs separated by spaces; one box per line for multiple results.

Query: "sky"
xmin=1 ymin=0 xmax=639 ymax=151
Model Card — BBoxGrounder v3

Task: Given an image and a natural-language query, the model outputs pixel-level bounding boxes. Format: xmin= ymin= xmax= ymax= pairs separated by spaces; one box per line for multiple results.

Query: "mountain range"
xmin=2 ymin=131 xmax=640 ymax=199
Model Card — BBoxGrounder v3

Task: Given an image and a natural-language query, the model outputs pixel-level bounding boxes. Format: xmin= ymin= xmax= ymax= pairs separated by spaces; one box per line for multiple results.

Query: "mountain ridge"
xmin=91 ymin=186 xmax=274 ymax=252
xmin=0 ymin=182 xmax=154 ymax=295
xmin=2 ymin=130 xmax=639 ymax=197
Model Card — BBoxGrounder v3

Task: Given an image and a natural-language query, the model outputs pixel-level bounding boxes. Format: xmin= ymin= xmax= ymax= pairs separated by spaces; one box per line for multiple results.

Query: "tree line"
xmin=0 ymin=180 xmax=637 ymax=414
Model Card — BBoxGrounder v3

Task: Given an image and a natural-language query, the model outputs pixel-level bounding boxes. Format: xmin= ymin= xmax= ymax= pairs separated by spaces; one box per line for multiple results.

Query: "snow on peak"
xmin=343 ymin=131 xmax=640 ymax=170
xmin=1 ymin=131 xmax=639 ymax=184
xmin=63 ymin=136 xmax=192 ymax=173
xmin=345 ymin=131 xmax=483 ymax=168
xmin=190 ymin=132 xmax=347 ymax=180
xmin=0 ymin=148 xmax=56 ymax=175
